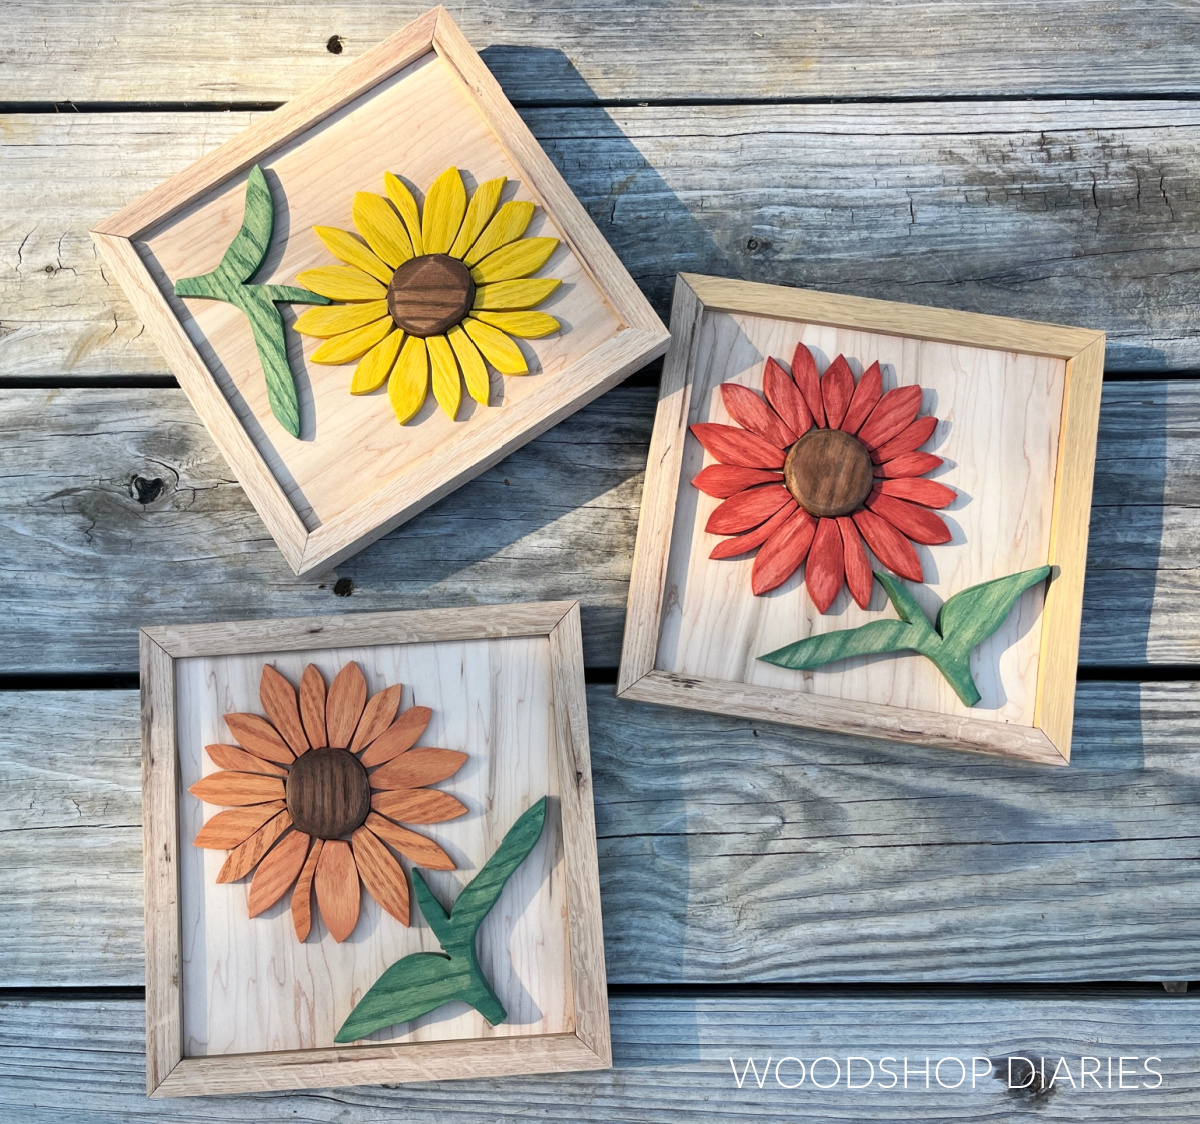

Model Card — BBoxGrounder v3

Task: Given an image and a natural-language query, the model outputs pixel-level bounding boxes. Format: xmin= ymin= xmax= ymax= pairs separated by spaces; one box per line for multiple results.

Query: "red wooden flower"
xmin=690 ymin=343 xmax=955 ymax=612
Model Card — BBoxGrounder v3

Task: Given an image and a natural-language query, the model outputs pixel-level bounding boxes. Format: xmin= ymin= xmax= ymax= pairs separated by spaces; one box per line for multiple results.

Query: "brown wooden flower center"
xmin=784 ymin=428 xmax=875 ymax=518
xmin=387 ymin=254 xmax=475 ymax=337
xmin=285 ymin=747 xmax=370 ymax=840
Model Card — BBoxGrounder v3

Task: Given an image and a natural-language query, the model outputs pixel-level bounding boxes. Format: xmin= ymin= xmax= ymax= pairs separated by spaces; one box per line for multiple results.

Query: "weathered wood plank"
xmin=0 ymin=992 xmax=1196 ymax=1120
xmin=3 ymin=682 xmax=1199 ymax=987
xmin=4 ymin=103 xmax=1200 ymax=376
xmin=2 ymin=1 xmax=1197 ymax=104
xmin=0 ymin=381 xmax=1193 ymax=673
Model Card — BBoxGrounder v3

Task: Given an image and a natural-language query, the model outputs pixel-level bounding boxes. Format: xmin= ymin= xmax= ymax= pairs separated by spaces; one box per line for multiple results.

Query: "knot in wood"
xmin=387 ymin=253 xmax=475 ymax=337
xmin=285 ymin=747 xmax=370 ymax=840
xmin=784 ymin=427 xmax=874 ymax=518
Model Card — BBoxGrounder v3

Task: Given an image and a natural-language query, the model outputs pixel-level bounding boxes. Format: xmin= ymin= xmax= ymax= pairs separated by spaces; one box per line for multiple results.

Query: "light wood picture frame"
xmin=140 ymin=601 xmax=609 ymax=1096
xmin=94 ymin=7 xmax=668 ymax=576
xmin=619 ymin=274 xmax=1106 ymax=765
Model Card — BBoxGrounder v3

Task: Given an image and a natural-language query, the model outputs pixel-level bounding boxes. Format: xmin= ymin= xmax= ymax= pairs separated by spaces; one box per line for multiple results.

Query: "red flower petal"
xmin=720 ymin=383 xmax=796 ymax=448
xmin=706 ymin=484 xmax=792 ymax=535
xmin=837 ymin=516 xmax=874 ymax=609
xmin=751 ymin=507 xmax=816 ymax=594
xmin=853 ymin=508 xmax=923 ymax=582
xmin=710 ymin=502 xmax=796 ymax=559
xmin=867 ymin=493 xmax=952 ymax=545
xmin=692 ymin=464 xmax=784 ymax=498
xmin=873 ymin=415 xmax=938 ymax=463
xmin=880 ymin=477 xmax=956 ymax=509
xmin=791 ymin=342 xmax=825 ymax=427
xmin=841 ymin=360 xmax=882 ymax=434
xmin=805 ymin=517 xmax=845 ymax=613
xmin=763 ymin=357 xmax=813 ymax=437
xmin=875 ymin=451 xmax=943 ymax=479
xmin=691 ymin=423 xmax=785 ymax=469
xmin=857 ymin=385 xmax=923 ymax=451
xmin=820 ymin=355 xmax=854 ymax=430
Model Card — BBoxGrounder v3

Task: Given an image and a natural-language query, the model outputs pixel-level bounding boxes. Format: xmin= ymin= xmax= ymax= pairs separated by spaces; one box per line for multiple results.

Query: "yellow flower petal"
xmin=448 ymin=177 xmax=505 ymax=260
xmin=295 ymin=266 xmax=387 ymax=301
xmin=388 ymin=335 xmax=429 ymax=424
xmin=313 ymin=226 xmax=393 ymax=284
xmin=421 ymin=167 xmax=467 ymax=255
xmin=470 ymin=237 xmax=559 ymax=284
xmin=463 ymin=201 xmax=535 ymax=267
xmin=426 ymin=333 xmax=461 ymax=419
xmin=471 ymin=311 xmax=561 ymax=339
xmin=384 ymin=173 xmax=424 ymax=256
xmin=447 ymin=324 xmax=490 ymax=405
xmin=350 ymin=327 xmax=404 ymax=394
xmin=293 ymin=300 xmax=389 ymax=338
xmin=473 ymin=278 xmax=561 ymax=311
xmin=352 ymin=192 xmax=413 ymax=268
xmin=310 ymin=316 xmax=394 ymax=365
xmin=462 ymin=318 xmax=528 ymax=375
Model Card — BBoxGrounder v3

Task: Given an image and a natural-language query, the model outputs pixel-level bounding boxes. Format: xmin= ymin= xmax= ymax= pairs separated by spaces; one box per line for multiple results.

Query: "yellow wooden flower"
xmin=294 ymin=168 xmax=563 ymax=424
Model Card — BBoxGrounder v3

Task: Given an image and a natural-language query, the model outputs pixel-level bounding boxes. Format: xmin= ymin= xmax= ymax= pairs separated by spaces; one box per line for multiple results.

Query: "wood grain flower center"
xmin=285 ymin=747 xmax=370 ymax=840
xmin=784 ymin=428 xmax=874 ymax=518
xmin=387 ymin=254 xmax=475 ymax=337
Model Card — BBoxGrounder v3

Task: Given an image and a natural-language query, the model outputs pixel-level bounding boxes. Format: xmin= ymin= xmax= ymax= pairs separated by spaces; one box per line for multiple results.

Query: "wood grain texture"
xmin=311 ymin=837 xmax=360 ymax=941
xmin=4 ymin=102 xmax=1199 ymax=377
xmin=1 ymin=991 xmax=1198 ymax=1120
xmin=6 ymin=682 xmax=1200 ymax=988
xmin=0 ymin=382 xmax=1192 ymax=671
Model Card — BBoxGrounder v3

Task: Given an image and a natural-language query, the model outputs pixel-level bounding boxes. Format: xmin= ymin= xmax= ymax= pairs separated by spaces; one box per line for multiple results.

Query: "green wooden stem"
xmin=759 ymin=566 xmax=1053 ymax=706
xmin=335 ymin=797 xmax=548 ymax=1043
xmin=173 ymin=165 xmax=328 ymax=438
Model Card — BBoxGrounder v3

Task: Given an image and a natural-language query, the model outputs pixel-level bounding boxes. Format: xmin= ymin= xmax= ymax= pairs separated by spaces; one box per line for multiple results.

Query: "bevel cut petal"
xmin=295 ymin=265 xmax=387 ymax=302
xmin=763 ymin=356 xmax=813 ymax=437
xmin=858 ymin=385 xmax=923 ymax=450
xmin=710 ymin=502 xmax=795 ymax=559
xmin=720 ymin=383 xmax=796 ymax=447
xmin=189 ymin=771 xmax=284 ymax=806
xmin=867 ymin=493 xmax=952 ymax=544
xmin=877 ymin=451 xmax=943 ymax=479
xmin=705 ymin=484 xmax=792 ymax=535
xmin=370 ymin=747 xmax=468 ymax=791
xmin=447 ymin=323 xmax=491 ymax=404
xmin=388 ymin=334 xmax=430 ymax=423
xmin=310 ymin=316 xmax=393 ymax=365
xmin=470 ymin=237 xmax=558 ymax=284
xmin=326 ymin=661 xmax=368 ymax=749
xmin=472 ymin=278 xmax=560 ymax=311
xmin=449 ymin=176 xmax=506 ymax=259
xmin=293 ymin=299 xmax=390 ymax=338
xmin=690 ymin=422 xmax=785 ymax=469
xmin=259 ymin=665 xmax=309 ymax=755
xmin=314 ymin=839 xmax=361 ymax=942
xmin=463 ymin=200 xmax=535 ymax=267
xmin=223 ymin=713 xmax=295 ymax=764
xmin=216 ymin=810 xmax=292 ymax=883
xmin=806 ymin=517 xmax=845 ymax=614
xmin=352 ymin=191 xmax=413 ymax=267
xmin=371 ymin=787 xmax=468 ymax=825
xmin=462 ymin=317 xmax=528 ymax=374
xmin=820 ymin=355 xmax=855 ymax=430
xmin=842 ymin=360 xmax=883 ymax=434
xmin=247 ymin=829 xmax=311 ymax=917
xmin=471 ymin=310 xmax=560 ymax=339
xmin=313 ymin=226 xmax=394 ymax=284
xmin=204 ymin=743 xmax=288 ymax=778
xmin=299 ymin=664 xmax=327 ymax=750
xmin=791 ymin=342 xmax=825 ymax=427
xmin=421 ymin=167 xmax=468 ymax=255
xmin=880 ymin=477 xmax=956 ymax=509
xmin=852 ymin=508 xmax=923 ymax=582
xmin=351 ymin=827 xmax=411 ymax=925
xmin=427 ymin=332 xmax=462 ymax=419
xmin=750 ymin=507 xmax=817 ymax=595
xmin=350 ymin=327 xmax=404 ymax=395
xmin=195 ymin=800 xmax=285 ymax=850
xmin=291 ymin=837 xmax=323 ymax=941
xmin=872 ymin=415 xmax=939 ymax=463
xmin=350 ymin=684 xmax=403 ymax=754
xmin=358 ymin=706 xmax=433 ymax=768
xmin=365 ymin=812 xmax=455 ymax=870
xmin=383 ymin=172 xmax=424 ymax=256
xmin=692 ymin=464 xmax=783 ymax=498
xmin=837 ymin=516 xmax=874 ymax=609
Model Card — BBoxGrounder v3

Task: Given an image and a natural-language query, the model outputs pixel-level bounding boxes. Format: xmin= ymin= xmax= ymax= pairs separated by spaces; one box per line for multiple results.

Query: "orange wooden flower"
xmin=691 ymin=343 xmax=955 ymax=612
xmin=189 ymin=661 xmax=467 ymax=943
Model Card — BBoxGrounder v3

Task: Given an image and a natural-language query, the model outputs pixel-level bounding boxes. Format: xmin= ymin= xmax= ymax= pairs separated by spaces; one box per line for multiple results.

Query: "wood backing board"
xmin=619 ymin=274 xmax=1105 ymax=764
xmin=92 ymin=7 xmax=668 ymax=576
xmin=140 ymin=601 xmax=609 ymax=1095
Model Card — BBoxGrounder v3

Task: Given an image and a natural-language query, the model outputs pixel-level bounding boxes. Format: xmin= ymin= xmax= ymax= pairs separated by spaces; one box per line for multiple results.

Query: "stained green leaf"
xmin=760 ymin=619 xmax=919 ymax=671
xmin=936 ymin=566 xmax=1053 ymax=662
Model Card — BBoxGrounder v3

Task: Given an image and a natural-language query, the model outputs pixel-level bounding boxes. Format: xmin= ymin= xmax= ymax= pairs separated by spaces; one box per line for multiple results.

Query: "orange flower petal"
xmin=365 ymin=812 xmax=455 ymax=870
xmin=689 ymin=423 xmax=786 ymax=469
xmin=247 ymin=830 xmax=311 ymax=917
xmin=763 ymin=356 xmax=812 ymax=437
xmin=791 ymin=342 xmax=825 ymax=427
xmin=189 ymin=771 xmax=285 ymax=806
xmin=872 ymin=414 xmax=938 ymax=463
xmin=314 ymin=839 xmax=360 ymax=942
xmin=709 ymin=502 xmax=795 ymax=560
xmin=820 ymin=355 xmax=854 ymax=430
xmin=358 ymin=706 xmax=432 ymax=768
xmin=299 ymin=664 xmax=327 ymax=750
xmin=858 ymin=385 xmax=923 ymax=450
xmin=195 ymin=801 xmax=285 ymax=850
xmin=692 ymin=465 xmax=783 ymax=498
xmin=876 ymin=451 xmax=943 ymax=479
xmin=222 ymin=713 xmax=294 ymax=765
xmin=705 ymin=485 xmax=792 ymax=535
xmin=292 ymin=838 xmax=323 ymax=941
xmin=853 ymin=508 xmax=923 ymax=582
xmin=841 ymin=360 xmax=882 ymax=434
xmin=259 ymin=665 xmax=309 ymax=755
xmin=350 ymin=684 xmax=402 ymax=754
xmin=838 ymin=516 xmax=874 ymax=609
xmin=880 ymin=477 xmax=956 ymax=509
xmin=204 ymin=743 xmax=288 ymax=777
xmin=805 ymin=517 xmax=845 ymax=613
xmin=370 ymin=747 xmax=468 ymax=791
xmin=750 ymin=507 xmax=816 ymax=595
xmin=371 ymin=788 xmax=467 ymax=825
xmin=867 ymin=493 xmax=952 ymax=545
xmin=326 ymin=662 xmax=367 ymax=748
xmin=351 ymin=827 xmax=410 ymax=926
xmin=720 ymin=383 xmax=796 ymax=447
xmin=216 ymin=809 xmax=292 ymax=883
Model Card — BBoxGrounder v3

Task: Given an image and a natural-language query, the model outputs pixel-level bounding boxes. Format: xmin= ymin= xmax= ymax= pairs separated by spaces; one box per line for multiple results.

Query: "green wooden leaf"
xmin=935 ymin=565 xmax=1053 ymax=660
xmin=759 ymin=619 xmax=920 ymax=670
